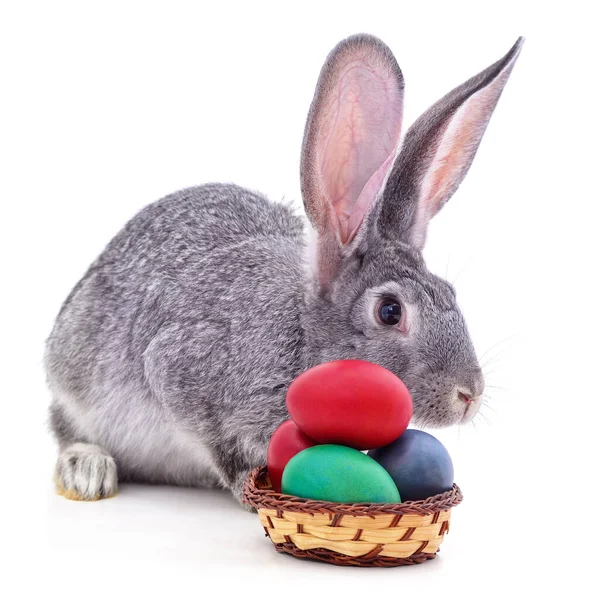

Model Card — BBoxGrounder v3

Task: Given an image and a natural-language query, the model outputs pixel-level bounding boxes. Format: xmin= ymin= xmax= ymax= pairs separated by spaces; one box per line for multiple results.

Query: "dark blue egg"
xmin=367 ymin=429 xmax=454 ymax=501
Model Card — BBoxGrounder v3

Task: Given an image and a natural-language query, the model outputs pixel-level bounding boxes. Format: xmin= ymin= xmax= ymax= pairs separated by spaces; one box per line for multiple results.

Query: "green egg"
xmin=281 ymin=444 xmax=401 ymax=503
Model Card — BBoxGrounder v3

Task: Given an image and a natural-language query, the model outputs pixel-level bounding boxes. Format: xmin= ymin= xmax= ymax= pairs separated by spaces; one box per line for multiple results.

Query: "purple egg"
xmin=367 ymin=429 xmax=454 ymax=501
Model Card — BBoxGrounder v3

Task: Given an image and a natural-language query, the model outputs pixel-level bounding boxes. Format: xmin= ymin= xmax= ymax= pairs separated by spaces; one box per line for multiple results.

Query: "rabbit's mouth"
xmin=457 ymin=393 xmax=482 ymax=424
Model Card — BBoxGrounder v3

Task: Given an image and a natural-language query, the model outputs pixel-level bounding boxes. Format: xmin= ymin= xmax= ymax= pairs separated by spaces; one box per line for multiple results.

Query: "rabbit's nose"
xmin=457 ymin=390 xmax=474 ymax=405
xmin=456 ymin=372 xmax=485 ymax=404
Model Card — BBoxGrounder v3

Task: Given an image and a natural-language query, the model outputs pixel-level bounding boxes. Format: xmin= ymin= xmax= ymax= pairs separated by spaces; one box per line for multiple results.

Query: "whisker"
xmin=451 ymin=257 xmax=473 ymax=286
xmin=482 ymin=369 xmax=503 ymax=378
xmin=444 ymin=255 xmax=451 ymax=282
xmin=475 ymin=413 xmax=492 ymax=427
xmin=481 ymin=369 xmax=503 ymax=380
xmin=480 ymin=411 xmax=493 ymax=426
xmin=477 ymin=335 xmax=516 ymax=363
xmin=480 ymin=355 xmax=508 ymax=370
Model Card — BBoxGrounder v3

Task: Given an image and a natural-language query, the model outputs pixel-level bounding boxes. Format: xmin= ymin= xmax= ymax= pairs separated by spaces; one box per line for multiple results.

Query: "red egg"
xmin=286 ymin=360 xmax=413 ymax=450
xmin=267 ymin=420 xmax=317 ymax=492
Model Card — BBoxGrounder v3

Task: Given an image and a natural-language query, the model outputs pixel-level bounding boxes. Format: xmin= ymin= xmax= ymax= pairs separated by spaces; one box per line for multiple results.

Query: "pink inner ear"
xmin=420 ymin=89 xmax=494 ymax=217
xmin=412 ymin=56 xmax=519 ymax=248
xmin=316 ymin=60 xmax=402 ymax=243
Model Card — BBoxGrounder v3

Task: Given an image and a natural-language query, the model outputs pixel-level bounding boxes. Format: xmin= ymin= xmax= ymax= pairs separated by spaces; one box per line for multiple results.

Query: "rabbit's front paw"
xmin=230 ymin=469 xmax=256 ymax=512
xmin=54 ymin=443 xmax=118 ymax=501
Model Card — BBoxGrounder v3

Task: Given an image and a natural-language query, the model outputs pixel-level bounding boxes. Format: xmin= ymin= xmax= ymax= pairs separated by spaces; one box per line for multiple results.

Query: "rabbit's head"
xmin=300 ymin=34 xmax=523 ymax=427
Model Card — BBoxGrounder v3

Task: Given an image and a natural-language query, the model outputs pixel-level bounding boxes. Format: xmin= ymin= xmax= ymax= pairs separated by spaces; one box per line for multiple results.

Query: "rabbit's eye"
xmin=378 ymin=299 xmax=402 ymax=326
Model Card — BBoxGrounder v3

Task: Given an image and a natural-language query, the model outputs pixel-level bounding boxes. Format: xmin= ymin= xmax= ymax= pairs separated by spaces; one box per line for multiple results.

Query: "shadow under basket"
xmin=243 ymin=466 xmax=463 ymax=567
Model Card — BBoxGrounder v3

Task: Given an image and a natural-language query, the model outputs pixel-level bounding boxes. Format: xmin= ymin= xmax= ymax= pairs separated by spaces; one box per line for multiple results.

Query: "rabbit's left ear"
xmin=376 ymin=38 xmax=524 ymax=248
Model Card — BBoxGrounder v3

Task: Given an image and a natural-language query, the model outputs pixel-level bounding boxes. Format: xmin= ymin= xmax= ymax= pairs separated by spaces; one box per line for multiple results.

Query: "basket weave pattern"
xmin=243 ymin=466 xmax=463 ymax=567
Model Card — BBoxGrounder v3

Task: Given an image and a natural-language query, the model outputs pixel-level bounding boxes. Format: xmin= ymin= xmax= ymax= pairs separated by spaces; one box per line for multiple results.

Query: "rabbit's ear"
xmin=301 ymin=34 xmax=404 ymax=248
xmin=376 ymin=38 xmax=524 ymax=248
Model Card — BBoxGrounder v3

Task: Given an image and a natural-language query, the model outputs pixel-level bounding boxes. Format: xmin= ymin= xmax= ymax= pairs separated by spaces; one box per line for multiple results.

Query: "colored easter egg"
xmin=286 ymin=360 xmax=412 ymax=450
xmin=267 ymin=420 xmax=317 ymax=492
xmin=281 ymin=444 xmax=401 ymax=503
xmin=368 ymin=429 xmax=454 ymax=501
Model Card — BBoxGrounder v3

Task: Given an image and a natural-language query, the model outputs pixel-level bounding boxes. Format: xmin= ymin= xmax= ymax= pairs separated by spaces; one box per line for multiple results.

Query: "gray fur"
xmin=46 ymin=34 xmax=522 ymax=504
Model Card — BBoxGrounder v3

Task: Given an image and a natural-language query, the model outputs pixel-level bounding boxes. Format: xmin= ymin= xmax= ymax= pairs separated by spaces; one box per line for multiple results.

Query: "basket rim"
xmin=243 ymin=466 xmax=463 ymax=517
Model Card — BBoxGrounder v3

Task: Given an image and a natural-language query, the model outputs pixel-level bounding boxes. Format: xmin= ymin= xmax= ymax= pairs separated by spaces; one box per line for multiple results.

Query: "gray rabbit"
xmin=45 ymin=34 xmax=523 ymax=503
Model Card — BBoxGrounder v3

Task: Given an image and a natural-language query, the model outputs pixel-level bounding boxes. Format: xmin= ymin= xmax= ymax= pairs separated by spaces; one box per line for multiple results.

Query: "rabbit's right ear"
xmin=300 ymin=34 xmax=404 ymax=287
xmin=376 ymin=38 xmax=524 ymax=248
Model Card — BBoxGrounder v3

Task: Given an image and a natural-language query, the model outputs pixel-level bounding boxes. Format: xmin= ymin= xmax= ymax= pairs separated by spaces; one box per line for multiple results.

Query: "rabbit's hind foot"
xmin=54 ymin=443 xmax=118 ymax=501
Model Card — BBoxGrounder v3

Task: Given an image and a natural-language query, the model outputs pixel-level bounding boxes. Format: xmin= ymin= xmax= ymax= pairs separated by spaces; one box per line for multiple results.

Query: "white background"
xmin=1 ymin=1 xmax=593 ymax=597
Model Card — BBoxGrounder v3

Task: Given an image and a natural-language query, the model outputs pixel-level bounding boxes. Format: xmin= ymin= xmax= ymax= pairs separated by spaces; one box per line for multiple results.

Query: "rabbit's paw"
xmin=230 ymin=468 xmax=256 ymax=513
xmin=54 ymin=443 xmax=118 ymax=501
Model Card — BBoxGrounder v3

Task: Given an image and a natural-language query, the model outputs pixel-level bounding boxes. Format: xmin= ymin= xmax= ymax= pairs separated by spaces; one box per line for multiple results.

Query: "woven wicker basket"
xmin=243 ymin=466 xmax=463 ymax=567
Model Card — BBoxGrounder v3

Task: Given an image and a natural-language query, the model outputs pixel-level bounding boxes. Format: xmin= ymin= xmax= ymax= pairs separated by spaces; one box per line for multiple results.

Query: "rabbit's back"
xmin=48 ymin=183 xmax=305 ymax=370
xmin=104 ymin=182 xmax=304 ymax=263
xmin=46 ymin=184 xmax=307 ymax=484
